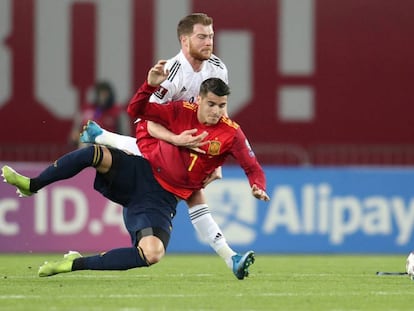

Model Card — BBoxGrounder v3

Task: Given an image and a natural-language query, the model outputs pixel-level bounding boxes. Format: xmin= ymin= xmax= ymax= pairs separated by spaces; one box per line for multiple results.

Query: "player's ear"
xmin=196 ymin=95 xmax=202 ymax=103
xmin=180 ymin=35 xmax=189 ymax=47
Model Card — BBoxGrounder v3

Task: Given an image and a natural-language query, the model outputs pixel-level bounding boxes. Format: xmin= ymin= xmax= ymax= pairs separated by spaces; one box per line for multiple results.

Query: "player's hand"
xmin=202 ymin=167 xmax=223 ymax=187
xmin=251 ymin=184 xmax=270 ymax=201
xmin=171 ymin=129 xmax=209 ymax=154
xmin=147 ymin=60 xmax=169 ymax=87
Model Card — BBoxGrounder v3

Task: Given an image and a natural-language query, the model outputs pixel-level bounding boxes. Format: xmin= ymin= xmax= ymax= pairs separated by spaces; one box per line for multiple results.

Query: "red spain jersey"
xmin=127 ymin=81 xmax=266 ymax=199
xmin=135 ymin=120 xmax=156 ymax=156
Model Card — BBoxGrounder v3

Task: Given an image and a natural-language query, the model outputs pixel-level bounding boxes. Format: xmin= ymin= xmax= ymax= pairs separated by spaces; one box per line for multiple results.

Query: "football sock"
xmin=188 ymin=204 xmax=236 ymax=269
xmin=71 ymin=247 xmax=150 ymax=271
xmin=29 ymin=145 xmax=104 ymax=193
xmin=95 ymin=130 xmax=140 ymax=155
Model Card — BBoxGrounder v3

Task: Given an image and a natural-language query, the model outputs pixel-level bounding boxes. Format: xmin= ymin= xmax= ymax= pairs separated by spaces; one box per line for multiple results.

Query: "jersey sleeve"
xmin=230 ymin=128 xmax=267 ymax=191
xmin=149 ymin=80 xmax=173 ymax=104
xmin=149 ymin=59 xmax=179 ymax=103
xmin=127 ymin=81 xmax=179 ymax=128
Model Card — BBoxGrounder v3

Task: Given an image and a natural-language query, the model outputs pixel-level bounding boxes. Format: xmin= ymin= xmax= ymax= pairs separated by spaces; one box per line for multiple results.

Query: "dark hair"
xmin=199 ymin=78 xmax=230 ymax=97
xmin=94 ymin=81 xmax=115 ymax=109
xmin=177 ymin=13 xmax=213 ymax=41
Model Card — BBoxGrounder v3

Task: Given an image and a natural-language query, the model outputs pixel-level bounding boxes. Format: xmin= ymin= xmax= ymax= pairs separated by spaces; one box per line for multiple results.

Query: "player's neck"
xmin=182 ymin=50 xmax=204 ymax=72
xmin=189 ymin=58 xmax=204 ymax=72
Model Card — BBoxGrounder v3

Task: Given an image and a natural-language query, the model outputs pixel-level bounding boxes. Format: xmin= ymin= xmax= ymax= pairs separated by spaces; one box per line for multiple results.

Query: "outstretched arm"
xmin=230 ymin=129 xmax=270 ymax=201
xmin=127 ymin=60 xmax=175 ymax=125
xmin=147 ymin=60 xmax=169 ymax=87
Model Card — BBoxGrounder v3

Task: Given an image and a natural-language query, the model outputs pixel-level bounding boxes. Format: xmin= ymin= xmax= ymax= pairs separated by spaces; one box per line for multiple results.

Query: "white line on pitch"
xmin=0 ymin=291 xmax=411 ymax=300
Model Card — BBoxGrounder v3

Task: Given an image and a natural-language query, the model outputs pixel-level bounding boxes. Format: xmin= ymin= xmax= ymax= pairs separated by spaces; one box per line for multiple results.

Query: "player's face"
xmin=186 ymin=24 xmax=214 ymax=61
xmin=197 ymin=92 xmax=227 ymax=125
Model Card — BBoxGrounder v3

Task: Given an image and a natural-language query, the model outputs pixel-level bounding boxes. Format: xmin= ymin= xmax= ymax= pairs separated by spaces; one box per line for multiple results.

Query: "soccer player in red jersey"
xmin=81 ymin=13 xmax=254 ymax=279
xmin=128 ymin=60 xmax=268 ymax=202
xmin=1 ymin=61 xmax=269 ymax=278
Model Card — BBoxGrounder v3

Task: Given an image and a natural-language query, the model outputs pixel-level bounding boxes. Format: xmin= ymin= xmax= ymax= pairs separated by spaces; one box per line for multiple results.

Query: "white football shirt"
xmin=149 ymin=50 xmax=228 ymax=104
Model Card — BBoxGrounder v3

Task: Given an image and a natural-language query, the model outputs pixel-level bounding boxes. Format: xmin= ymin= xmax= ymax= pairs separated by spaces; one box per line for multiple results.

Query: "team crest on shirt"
xmin=208 ymin=140 xmax=221 ymax=155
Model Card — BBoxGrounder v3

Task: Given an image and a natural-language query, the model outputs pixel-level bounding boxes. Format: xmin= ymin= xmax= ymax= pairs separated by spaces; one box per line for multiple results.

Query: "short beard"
xmin=189 ymin=40 xmax=212 ymax=61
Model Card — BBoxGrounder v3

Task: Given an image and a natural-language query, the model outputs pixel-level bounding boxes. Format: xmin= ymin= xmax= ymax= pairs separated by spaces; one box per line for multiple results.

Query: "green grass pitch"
xmin=0 ymin=254 xmax=412 ymax=311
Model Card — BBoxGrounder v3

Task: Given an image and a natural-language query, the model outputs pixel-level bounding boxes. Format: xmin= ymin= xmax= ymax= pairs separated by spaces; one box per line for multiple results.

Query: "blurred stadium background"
xmin=1 ymin=0 xmax=414 ymax=254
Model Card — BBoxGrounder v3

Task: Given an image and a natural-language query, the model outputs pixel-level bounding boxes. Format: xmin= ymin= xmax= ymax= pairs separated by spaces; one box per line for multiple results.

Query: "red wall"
xmin=1 ymin=0 xmax=413 ymax=163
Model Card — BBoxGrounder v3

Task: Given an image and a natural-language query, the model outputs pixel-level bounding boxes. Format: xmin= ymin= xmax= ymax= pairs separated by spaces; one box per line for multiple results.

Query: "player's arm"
xmin=148 ymin=58 xmax=177 ymax=103
xmin=127 ymin=60 xmax=176 ymax=127
xmin=147 ymin=63 xmax=196 ymax=148
xmin=127 ymin=81 xmax=174 ymax=127
xmin=147 ymin=63 xmax=208 ymax=152
xmin=147 ymin=122 xmax=208 ymax=153
xmin=129 ymin=60 xmax=208 ymax=152
xmin=230 ymin=128 xmax=270 ymax=201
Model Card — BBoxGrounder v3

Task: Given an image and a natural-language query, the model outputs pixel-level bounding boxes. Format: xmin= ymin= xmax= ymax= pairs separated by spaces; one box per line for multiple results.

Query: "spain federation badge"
xmin=208 ymin=140 xmax=221 ymax=155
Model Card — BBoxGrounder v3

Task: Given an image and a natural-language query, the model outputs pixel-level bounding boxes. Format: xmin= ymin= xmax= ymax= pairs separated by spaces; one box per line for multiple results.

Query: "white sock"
xmin=188 ymin=204 xmax=237 ymax=269
xmin=95 ymin=130 xmax=141 ymax=156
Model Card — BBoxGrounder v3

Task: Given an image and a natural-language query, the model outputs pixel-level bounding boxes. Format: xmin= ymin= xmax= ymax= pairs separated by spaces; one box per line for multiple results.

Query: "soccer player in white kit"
xmin=80 ymin=13 xmax=254 ymax=280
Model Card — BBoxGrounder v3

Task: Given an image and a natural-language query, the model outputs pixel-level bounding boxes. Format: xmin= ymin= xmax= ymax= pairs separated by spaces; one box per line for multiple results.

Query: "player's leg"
xmin=38 ymin=228 xmax=168 ymax=277
xmin=137 ymin=234 xmax=165 ymax=264
xmin=39 ymin=216 xmax=172 ymax=276
xmin=119 ymin=171 xmax=177 ymax=266
xmin=38 ymin=151 xmax=177 ymax=277
xmin=69 ymin=232 xmax=165 ymax=272
xmin=68 ymin=156 xmax=176 ymax=273
xmin=2 ymin=145 xmax=111 ymax=197
xmin=66 ymin=226 xmax=170 ymax=274
xmin=38 ymin=246 xmax=151 ymax=277
xmin=187 ymin=190 xmax=236 ymax=266
xmin=186 ymin=190 xmax=255 ymax=280
xmin=80 ymin=120 xmax=140 ymax=155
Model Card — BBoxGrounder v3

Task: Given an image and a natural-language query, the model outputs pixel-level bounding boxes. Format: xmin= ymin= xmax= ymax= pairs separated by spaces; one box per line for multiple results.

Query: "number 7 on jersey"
xmin=188 ymin=153 xmax=198 ymax=171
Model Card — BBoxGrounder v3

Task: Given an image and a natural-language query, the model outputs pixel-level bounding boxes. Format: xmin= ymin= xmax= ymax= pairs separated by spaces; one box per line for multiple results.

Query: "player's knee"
xmin=144 ymin=250 xmax=164 ymax=265
xmin=138 ymin=236 xmax=165 ymax=265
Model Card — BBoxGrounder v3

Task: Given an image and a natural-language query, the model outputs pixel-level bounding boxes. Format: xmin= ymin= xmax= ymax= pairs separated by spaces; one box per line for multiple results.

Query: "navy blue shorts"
xmin=93 ymin=148 xmax=178 ymax=248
